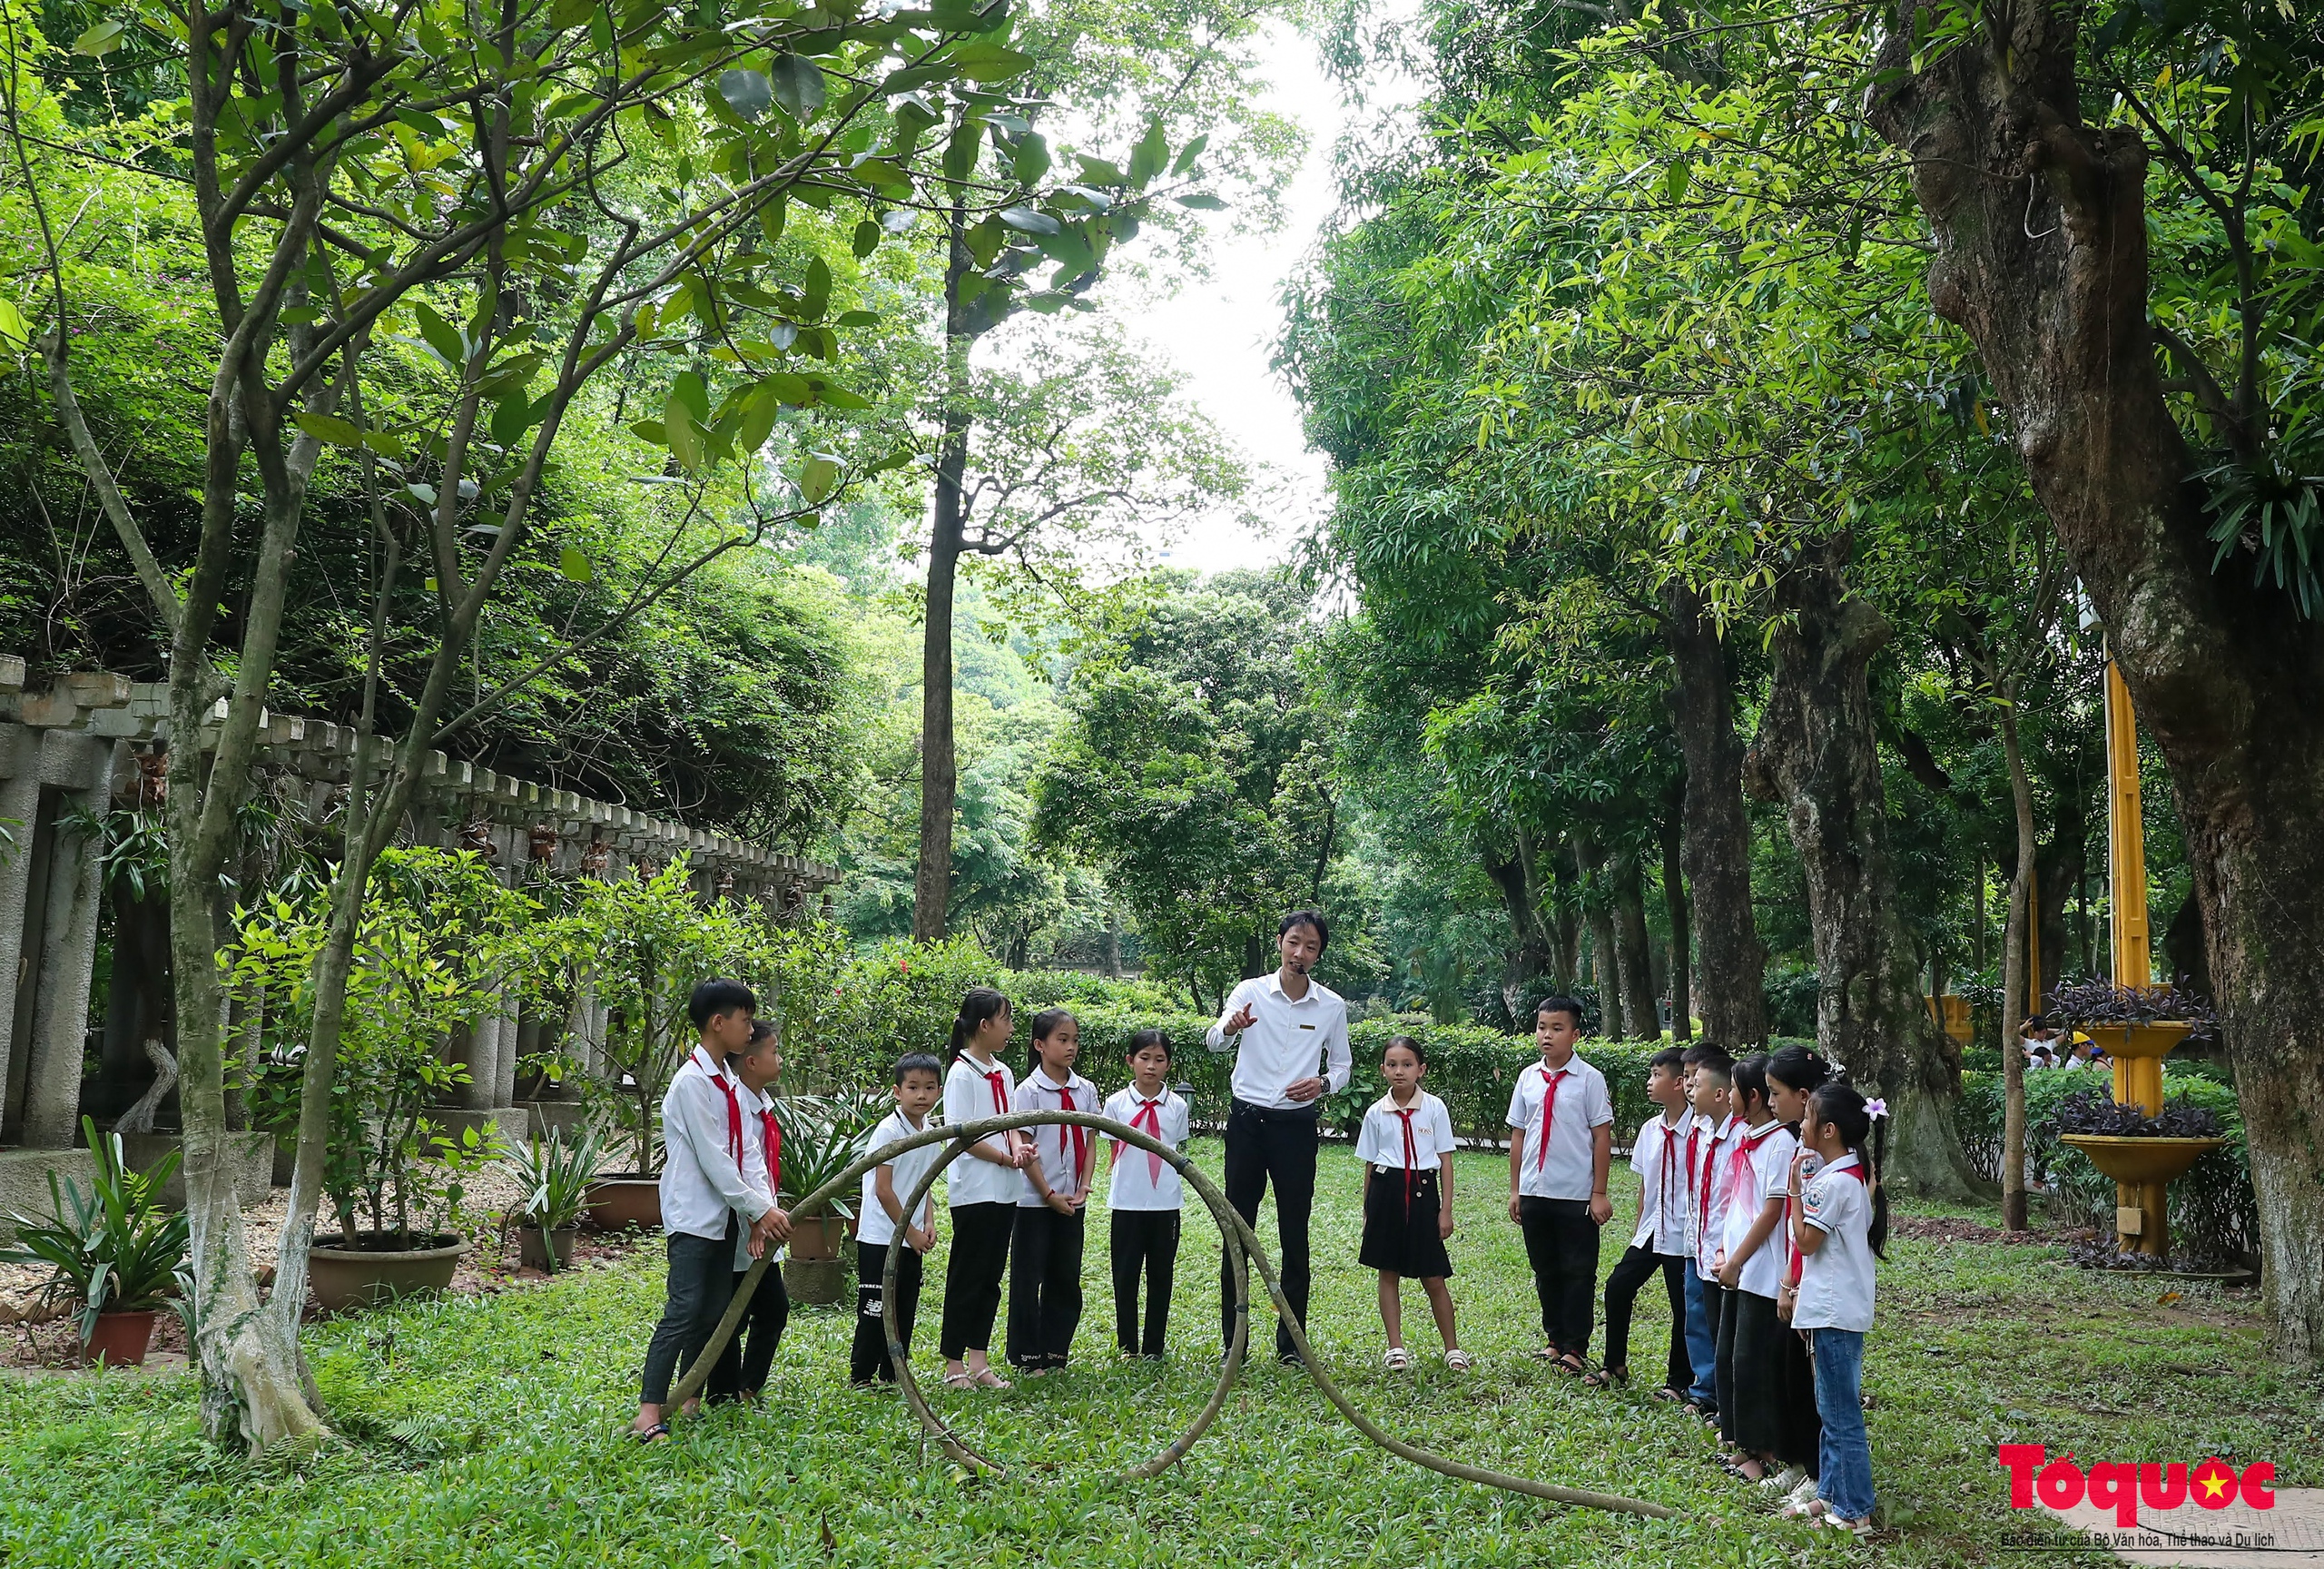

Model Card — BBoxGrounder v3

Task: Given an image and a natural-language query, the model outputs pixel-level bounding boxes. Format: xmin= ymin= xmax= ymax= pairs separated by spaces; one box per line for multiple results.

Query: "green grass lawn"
xmin=2 ymin=1142 xmax=2315 ymax=1567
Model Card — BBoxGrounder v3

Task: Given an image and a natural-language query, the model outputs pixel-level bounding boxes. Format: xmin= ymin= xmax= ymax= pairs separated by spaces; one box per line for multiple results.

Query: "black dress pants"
xmin=1600 ymin=1243 xmax=1690 ymax=1391
xmin=1006 ymin=1206 xmax=1086 ymax=1367
xmin=1516 ymin=1196 xmax=1600 ymax=1357
xmin=940 ymin=1201 xmax=1016 ymax=1358
xmin=707 ymin=1260 xmax=791 ymax=1400
xmin=850 ymin=1238 xmax=924 ymax=1384
xmin=1111 ymin=1209 xmax=1180 ymax=1356
xmin=640 ymin=1220 xmax=738 ymax=1406
xmin=1218 ymin=1099 xmax=1319 ymax=1361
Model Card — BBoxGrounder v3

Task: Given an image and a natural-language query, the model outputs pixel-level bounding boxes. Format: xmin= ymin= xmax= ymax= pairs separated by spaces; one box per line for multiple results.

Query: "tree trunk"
xmin=1550 ymin=836 xmax=1581 ymax=992
xmin=1485 ymin=827 xmax=1554 ymax=1022
xmin=1872 ymin=4 xmax=2324 ymax=1357
xmin=1665 ymin=584 xmax=1769 ymax=1047
xmin=913 ymin=209 xmax=975 ymax=943
xmin=1104 ymin=907 xmax=1123 ymax=979
xmin=1741 ymin=535 xmax=1984 ymax=1199
xmin=1577 ymin=835 xmax=1623 ymax=1039
xmin=1997 ymin=690 xmax=2037 ymax=1233
xmin=1612 ymin=849 xmax=1660 ymax=1041
xmin=1659 ymin=787 xmax=1692 ymax=1041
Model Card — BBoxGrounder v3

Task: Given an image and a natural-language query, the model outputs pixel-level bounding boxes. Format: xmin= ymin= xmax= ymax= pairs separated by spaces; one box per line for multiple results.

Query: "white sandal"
xmin=1383 ymin=1347 xmax=1412 ymax=1370
xmin=1444 ymin=1349 xmax=1475 ymax=1372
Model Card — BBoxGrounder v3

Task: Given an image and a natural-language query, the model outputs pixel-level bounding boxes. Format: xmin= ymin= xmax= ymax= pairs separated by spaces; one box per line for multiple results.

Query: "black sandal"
xmin=632 ymin=1421 xmax=671 ymax=1446
xmin=1581 ymin=1365 xmax=1626 ymax=1388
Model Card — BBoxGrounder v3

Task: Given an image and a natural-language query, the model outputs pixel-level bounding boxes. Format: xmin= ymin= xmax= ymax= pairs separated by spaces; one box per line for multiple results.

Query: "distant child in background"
xmin=940 ymin=988 xmax=1034 ymax=1390
xmin=851 ymin=1052 xmax=945 ymax=1386
xmin=1356 ymin=1036 xmax=1470 ymax=1371
xmin=1103 ymin=1030 xmax=1189 ymax=1358
xmin=1505 ymin=996 xmax=1615 ymax=1376
xmin=1786 ymin=1082 xmax=1889 ymax=1539
xmin=1589 ymin=1046 xmax=1691 ymax=1395
xmin=1682 ymin=1049 xmax=1737 ymax=1426
xmin=1676 ymin=1042 xmax=1733 ymax=1416
xmin=1713 ymin=1053 xmax=1797 ymax=1485
xmin=1008 ymin=1009 xmax=1098 ymax=1375
xmin=708 ymin=1019 xmax=792 ymax=1404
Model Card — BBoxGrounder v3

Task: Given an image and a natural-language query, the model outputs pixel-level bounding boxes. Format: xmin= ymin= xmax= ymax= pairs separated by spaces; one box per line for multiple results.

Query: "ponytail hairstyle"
xmin=1807 ymin=1082 xmax=1889 ymax=1258
xmin=947 ymin=987 xmax=1012 ymax=1065
xmin=1765 ymin=1044 xmax=1831 ymax=1122
xmin=1730 ymin=1052 xmax=1772 ymax=1119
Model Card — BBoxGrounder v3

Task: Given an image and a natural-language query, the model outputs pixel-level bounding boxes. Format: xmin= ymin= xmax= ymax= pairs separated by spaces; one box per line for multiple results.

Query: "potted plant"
xmin=504 ymin=1125 xmax=605 ymax=1272
xmin=768 ymin=1095 xmax=870 ymax=1306
xmin=308 ymin=852 xmax=513 ymax=1312
xmin=2047 ymin=978 xmax=2218 ymax=1099
xmin=3 ymin=1118 xmax=190 ymax=1366
xmin=537 ymin=862 xmax=762 ymax=1230
xmin=2043 ymin=1085 xmax=2227 ymax=1260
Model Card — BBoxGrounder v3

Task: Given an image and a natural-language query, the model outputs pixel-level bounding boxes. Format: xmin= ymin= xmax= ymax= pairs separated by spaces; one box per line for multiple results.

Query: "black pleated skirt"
xmin=1358 ymin=1166 xmax=1454 ymax=1279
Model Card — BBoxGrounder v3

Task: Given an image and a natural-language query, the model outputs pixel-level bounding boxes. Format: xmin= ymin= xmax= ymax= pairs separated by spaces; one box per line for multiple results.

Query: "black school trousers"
xmin=1219 ymin=1099 xmax=1320 ymax=1361
xmin=707 ymin=1259 xmax=791 ymax=1399
xmin=639 ymin=1219 xmax=738 ymax=1406
xmin=850 ymin=1238 xmax=924 ymax=1385
xmin=1111 ymin=1209 xmax=1180 ymax=1356
xmin=1006 ymin=1205 xmax=1086 ymax=1367
xmin=1699 ymin=1273 xmax=1728 ymax=1417
xmin=940 ymin=1201 xmax=1016 ymax=1359
xmin=1601 ymin=1243 xmax=1690 ymax=1391
xmin=1516 ymin=1196 xmax=1600 ymax=1358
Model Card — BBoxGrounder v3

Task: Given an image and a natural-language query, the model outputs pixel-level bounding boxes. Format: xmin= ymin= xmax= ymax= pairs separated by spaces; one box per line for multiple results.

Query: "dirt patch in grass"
xmin=1890 ymin=1214 xmax=2061 ymax=1246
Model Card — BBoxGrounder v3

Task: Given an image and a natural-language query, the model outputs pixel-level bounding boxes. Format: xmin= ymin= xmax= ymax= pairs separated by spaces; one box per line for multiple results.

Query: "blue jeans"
xmin=1682 ymin=1268 xmax=1717 ymax=1403
xmin=1810 ymin=1328 xmax=1875 ymax=1521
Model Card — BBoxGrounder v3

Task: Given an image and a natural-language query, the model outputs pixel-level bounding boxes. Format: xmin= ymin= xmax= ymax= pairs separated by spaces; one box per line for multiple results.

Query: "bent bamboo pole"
xmin=668 ymin=1110 xmax=1674 ymax=1520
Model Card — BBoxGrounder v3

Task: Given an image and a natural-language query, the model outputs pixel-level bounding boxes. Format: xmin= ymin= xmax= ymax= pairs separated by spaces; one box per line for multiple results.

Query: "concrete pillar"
xmin=490 ymin=991 xmax=520 ymax=1110
xmin=454 ymin=1014 xmax=500 ymax=1110
xmin=24 ymin=733 xmax=116 ymax=1148
xmin=0 ymin=725 xmax=42 ymax=1134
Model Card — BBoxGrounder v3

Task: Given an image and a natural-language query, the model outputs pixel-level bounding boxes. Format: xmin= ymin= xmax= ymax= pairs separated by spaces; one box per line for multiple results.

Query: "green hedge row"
xmin=1955 ymin=1069 xmax=2258 ymax=1264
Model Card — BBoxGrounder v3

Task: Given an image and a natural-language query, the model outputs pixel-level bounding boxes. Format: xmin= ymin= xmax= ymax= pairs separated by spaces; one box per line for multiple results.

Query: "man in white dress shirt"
xmin=1206 ymin=910 xmax=1351 ymax=1362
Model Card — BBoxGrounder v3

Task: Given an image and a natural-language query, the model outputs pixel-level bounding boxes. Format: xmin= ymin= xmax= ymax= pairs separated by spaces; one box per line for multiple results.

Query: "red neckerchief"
xmin=695 ymin=1048 xmax=742 ymax=1160
xmin=1053 ymin=1080 xmax=1088 ymax=1187
xmin=1787 ymin=1153 xmax=1867 ymax=1287
xmin=971 ymin=1058 xmax=1008 ymax=1115
xmin=759 ymin=1101 xmax=781 ymax=1196
xmin=1392 ymin=1095 xmax=1423 ymax=1209
xmin=1531 ymin=1062 xmax=1570 ymax=1174
xmin=1726 ymin=1120 xmax=1782 ymax=1196
xmin=1115 ymin=1092 xmax=1167 ymax=1183
xmin=1698 ymin=1117 xmax=1733 ymax=1238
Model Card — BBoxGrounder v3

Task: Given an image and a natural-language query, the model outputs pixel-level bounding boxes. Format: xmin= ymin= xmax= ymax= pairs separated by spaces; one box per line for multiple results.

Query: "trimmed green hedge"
xmin=1955 ymin=1068 xmax=2258 ymax=1264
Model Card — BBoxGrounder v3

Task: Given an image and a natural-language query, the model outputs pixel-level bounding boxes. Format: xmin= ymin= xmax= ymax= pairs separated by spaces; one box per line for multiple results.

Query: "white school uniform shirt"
xmin=1103 ymin=1086 xmax=1190 ymax=1211
xmin=1720 ymin=1120 xmax=1798 ymax=1298
xmin=1354 ymin=1090 xmax=1457 ymax=1171
xmin=857 ymin=1108 xmax=941 ymax=1248
xmin=1793 ymin=1152 xmax=1876 ymax=1332
xmin=942 ymin=1053 xmax=1021 ymax=1208
xmin=658 ymin=1046 xmax=773 ymax=1241
xmin=1689 ymin=1114 xmax=1739 ymax=1280
xmin=1504 ymin=1055 xmax=1615 ymax=1201
xmin=732 ymin=1081 xmax=785 ymax=1271
xmin=1628 ymin=1110 xmax=1695 ymax=1257
xmin=1205 ymin=972 xmax=1353 ymax=1110
xmin=1013 ymin=1067 xmax=1100 ymax=1207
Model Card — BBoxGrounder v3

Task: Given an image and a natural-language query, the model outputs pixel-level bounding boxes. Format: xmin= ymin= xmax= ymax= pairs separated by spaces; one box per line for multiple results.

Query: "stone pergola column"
xmin=24 ymin=730 xmax=119 ymax=1147
xmin=0 ymin=722 xmax=42 ymax=1132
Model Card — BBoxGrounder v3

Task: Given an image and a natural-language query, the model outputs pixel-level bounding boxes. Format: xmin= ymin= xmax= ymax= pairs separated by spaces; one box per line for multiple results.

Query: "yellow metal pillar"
xmin=2105 ymin=654 xmax=2151 ymax=992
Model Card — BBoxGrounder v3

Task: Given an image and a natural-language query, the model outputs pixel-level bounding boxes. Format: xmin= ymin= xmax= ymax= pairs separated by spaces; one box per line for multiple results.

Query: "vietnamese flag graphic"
xmin=2190 ymin=1458 xmax=2239 ymax=1510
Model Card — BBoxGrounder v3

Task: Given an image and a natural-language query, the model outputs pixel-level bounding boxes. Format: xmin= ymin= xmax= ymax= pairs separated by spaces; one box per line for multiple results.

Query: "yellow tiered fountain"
xmin=2055 ymin=661 xmax=2222 ymax=1259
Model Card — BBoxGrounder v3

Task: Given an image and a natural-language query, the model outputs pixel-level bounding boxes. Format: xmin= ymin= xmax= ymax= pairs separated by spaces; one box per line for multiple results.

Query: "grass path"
xmin=2 ymin=1143 xmax=2314 ymax=1567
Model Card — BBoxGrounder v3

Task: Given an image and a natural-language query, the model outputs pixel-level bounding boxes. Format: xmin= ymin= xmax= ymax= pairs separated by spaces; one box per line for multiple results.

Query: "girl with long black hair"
xmin=939 ymin=988 xmax=1031 ymax=1388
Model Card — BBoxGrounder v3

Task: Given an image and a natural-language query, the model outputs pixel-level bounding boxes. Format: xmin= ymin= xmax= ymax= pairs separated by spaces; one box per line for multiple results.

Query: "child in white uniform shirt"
xmin=940 ymin=988 xmax=1035 ymax=1390
xmin=1007 ymin=1010 xmax=1098 ymax=1374
xmin=1712 ymin=1053 xmax=1798 ymax=1480
xmin=1731 ymin=1046 xmax=1832 ymax=1502
xmin=1504 ymin=996 xmax=1614 ymax=1374
xmin=1785 ymin=1082 xmax=1888 ymax=1538
xmin=852 ymin=1052 xmax=945 ymax=1386
xmin=1688 ymin=1056 xmax=1739 ymax=1426
xmin=632 ymin=981 xmax=786 ymax=1442
xmin=1103 ymin=1030 xmax=1189 ymax=1358
xmin=1355 ymin=1036 xmax=1469 ymax=1370
xmin=1590 ymin=1047 xmax=1692 ymax=1394
xmin=708 ymin=1020 xmax=792 ymax=1403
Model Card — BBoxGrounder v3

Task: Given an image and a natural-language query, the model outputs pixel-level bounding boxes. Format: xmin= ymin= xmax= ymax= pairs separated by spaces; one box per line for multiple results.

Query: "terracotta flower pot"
xmin=308 ymin=1233 xmax=468 ymax=1313
xmin=583 ymin=1176 xmax=661 ymax=1232
xmin=785 ymin=1212 xmax=847 ymax=1262
xmin=84 ymin=1309 xmax=157 ymax=1367
xmin=518 ymin=1225 xmax=578 ymax=1272
xmin=783 ymin=1255 xmax=846 ymax=1307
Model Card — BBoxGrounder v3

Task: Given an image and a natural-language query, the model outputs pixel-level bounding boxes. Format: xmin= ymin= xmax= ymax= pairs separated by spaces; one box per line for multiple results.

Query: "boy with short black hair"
xmin=1505 ymin=995 xmax=1614 ymax=1375
xmin=632 ymin=980 xmax=786 ymax=1442
xmin=1681 ymin=1048 xmax=1738 ymax=1424
xmin=1589 ymin=1046 xmax=1693 ymax=1395
xmin=708 ymin=1019 xmax=793 ymax=1403
xmin=852 ymin=1051 xmax=945 ymax=1386
xmin=1676 ymin=1042 xmax=1734 ymax=1414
